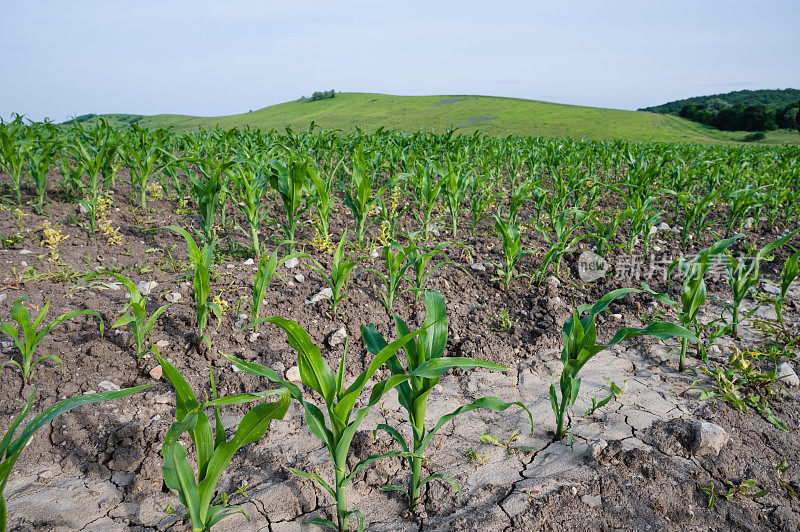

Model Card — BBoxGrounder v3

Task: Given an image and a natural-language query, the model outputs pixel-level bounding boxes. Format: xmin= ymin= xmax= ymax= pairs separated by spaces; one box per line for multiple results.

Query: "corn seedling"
xmin=406 ymin=240 xmax=453 ymax=310
xmin=91 ymin=272 xmax=170 ymax=365
xmin=344 ymin=149 xmax=389 ymax=245
xmin=1 ymin=298 xmax=104 ymax=384
xmin=0 ymin=115 xmax=29 ymax=205
xmin=267 ymin=155 xmax=310 ymax=252
xmin=123 ymin=124 xmax=175 ymax=209
xmin=0 ymin=384 xmax=151 ymax=531
xmin=672 ymin=189 xmax=716 ymax=250
xmin=28 ymin=142 xmax=57 ymax=214
xmin=443 ymin=164 xmax=469 ymax=238
xmin=671 ymin=236 xmax=741 ymax=371
xmin=229 ymin=164 xmax=271 ymax=256
xmin=551 ymin=288 xmax=696 ymax=439
xmin=309 ymin=230 xmax=359 ymax=318
xmin=226 ymin=317 xmax=423 ymax=532
xmin=158 ymin=354 xmax=290 ymax=532
xmin=362 ymin=291 xmax=533 ymax=509
xmin=168 ymin=226 xmax=221 ymax=351
xmin=535 ymin=211 xmax=588 ymax=280
xmin=251 ymin=248 xmax=307 ymax=331
xmin=187 ymin=157 xmax=234 ymax=245
xmin=365 ymin=243 xmax=416 ymax=313
xmin=492 ymin=216 xmax=533 ymax=291
xmin=724 ymin=228 xmax=799 ymax=337
xmin=308 ymin=157 xmax=341 ymax=246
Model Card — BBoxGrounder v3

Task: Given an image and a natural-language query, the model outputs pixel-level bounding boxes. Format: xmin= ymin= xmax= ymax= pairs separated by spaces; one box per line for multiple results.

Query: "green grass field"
xmin=90 ymin=92 xmax=800 ymax=145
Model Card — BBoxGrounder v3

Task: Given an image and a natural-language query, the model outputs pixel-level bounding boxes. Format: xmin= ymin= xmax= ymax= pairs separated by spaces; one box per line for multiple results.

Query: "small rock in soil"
xmin=98 ymin=380 xmax=120 ymax=392
xmin=306 ymin=287 xmax=333 ymax=304
xmin=155 ymin=339 xmax=170 ymax=348
xmin=328 ymin=327 xmax=347 ymax=348
xmin=295 ymin=274 xmax=305 ymax=283
xmin=165 ymin=292 xmax=182 ymax=303
xmin=587 ymin=439 xmax=608 ymax=462
xmin=19 ymin=249 xmax=31 ymax=254
xmin=136 ymin=280 xmax=158 ymax=295
xmin=247 ymin=332 xmax=260 ymax=343
xmin=777 ymin=362 xmax=800 ymax=386
xmin=284 ymin=257 xmax=300 ymax=269
xmin=581 ymin=494 xmax=602 ymax=508
xmin=272 ymin=361 xmax=286 ymax=374
xmin=763 ymin=282 xmax=781 ymax=295
xmin=243 ymin=258 xmax=255 ymax=266
xmin=470 ymin=262 xmax=486 ymax=272
xmin=153 ymin=393 xmax=172 ymax=404
xmin=657 ymin=222 xmax=670 ymax=231
xmin=286 ymin=365 xmax=301 ymax=382
xmin=370 ymin=249 xmax=380 ymax=258
xmin=0 ymin=294 xmax=6 ymax=304
xmin=83 ymin=390 xmax=97 ymax=395
xmin=692 ymin=421 xmax=729 ymax=457
xmin=149 ymin=365 xmax=163 ymax=380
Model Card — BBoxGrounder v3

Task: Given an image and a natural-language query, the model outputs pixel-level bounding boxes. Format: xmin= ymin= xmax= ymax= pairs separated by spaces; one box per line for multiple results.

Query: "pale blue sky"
xmin=2 ymin=0 xmax=798 ymax=122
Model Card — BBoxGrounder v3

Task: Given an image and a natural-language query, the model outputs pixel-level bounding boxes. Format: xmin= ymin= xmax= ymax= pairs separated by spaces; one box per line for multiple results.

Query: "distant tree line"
xmin=640 ymin=88 xmax=800 ymax=114
xmin=300 ymin=90 xmax=336 ymax=102
xmin=679 ymin=100 xmax=800 ymax=132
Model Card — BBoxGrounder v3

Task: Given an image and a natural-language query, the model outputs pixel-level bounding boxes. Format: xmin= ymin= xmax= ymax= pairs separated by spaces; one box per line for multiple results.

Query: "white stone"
xmin=97 ymin=380 xmax=120 ymax=392
xmin=306 ymin=287 xmax=333 ymax=304
xmin=777 ymin=362 xmax=799 ymax=387
xmin=136 ymin=280 xmax=158 ymax=295
xmin=581 ymin=494 xmax=602 ymax=508
xmin=19 ymin=249 xmax=32 ymax=255
xmin=284 ymin=257 xmax=300 ymax=269
xmin=294 ymin=274 xmax=305 ymax=283
xmin=243 ymin=258 xmax=255 ymax=266
xmin=587 ymin=439 xmax=608 ymax=461
xmin=657 ymin=222 xmax=670 ymax=231
xmin=470 ymin=262 xmax=486 ymax=272
xmin=165 ymin=292 xmax=181 ymax=303
xmin=692 ymin=421 xmax=729 ymax=457
xmin=286 ymin=365 xmax=301 ymax=382
xmin=327 ymin=326 xmax=348 ymax=348
xmin=763 ymin=282 xmax=781 ymax=295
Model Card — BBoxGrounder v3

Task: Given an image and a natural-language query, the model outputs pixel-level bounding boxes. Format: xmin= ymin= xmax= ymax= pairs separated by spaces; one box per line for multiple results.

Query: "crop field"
xmin=1 ymin=118 xmax=800 ymax=531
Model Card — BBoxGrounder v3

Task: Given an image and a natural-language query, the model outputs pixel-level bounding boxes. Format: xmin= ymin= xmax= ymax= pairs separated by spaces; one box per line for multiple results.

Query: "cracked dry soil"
xmin=1 ymin=172 xmax=800 ymax=531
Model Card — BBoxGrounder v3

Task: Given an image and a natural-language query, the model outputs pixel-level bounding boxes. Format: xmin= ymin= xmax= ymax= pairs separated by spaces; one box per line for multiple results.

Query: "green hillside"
xmin=82 ymin=93 xmax=800 ymax=145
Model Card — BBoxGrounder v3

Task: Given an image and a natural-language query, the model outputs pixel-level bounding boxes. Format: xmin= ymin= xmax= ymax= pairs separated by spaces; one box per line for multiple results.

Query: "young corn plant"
xmin=1 ymin=385 xmax=151 ymax=531
xmin=724 ymin=228 xmax=799 ymax=337
xmin=536 ymin=211 xmax=588 ymax=280
xmin=267 ymin=156 xmax=310 ymax=252
xmin=673 ymin=189 xmax=717 ymax=250
xmin=308 ymin=157 xmax=341 ymax=247
xmin=309 ymin=230 xmax=359 ymax=319
xmin=226 ymin=318 xmax=423 ymax=532
xmin=344 ymin=149 xmax=389 ymax=246
xmin=28 ymin=143 xmax=57 ymax=215
xmin=124 ymin=124 xmax=175 ymax=209
xmin=90 ymin=272 xmax=171 ymax=365
xmin=551 ymin=288 xmax=696 ymax=439
xmin=168 ymin=226 xmax=222 ymax=351
xmin=365 ymin=243 xmax=416 ymax=313
xmin=70 ymin=121 xmax=119 ymax=232
xmin=1 ymin=298 xmax=104 ymax=384
xmin=672 ymin=236 xmax=741 ymax=371
xmin=774 ymin=250 xmax=800 ymax=337
xmin=409 ymin=161 xmax=445 ymax=240
xmin=443 ymin=165 xmax=469 ymax=239
xmin=0 ymin=115 xmax=29 ymax=205
xmin=406 ymin=241 xmax=453 ymax=310
xmin=229 ymin=164 xmax=271 ymax=257
xmin=467 ymin=171 xmax=501 ymax=235
xmin=362 ymin=291 xmax=534 ymax=508
xmin=158 ymin=354 xmax=290 ymax=532
xmin=188 ymin=158 xmax=234 ymax=245
xmin=491 ymin=216 xmax=532 ymax=291
xmin=251 ymin=248 xmax=307 ymax=331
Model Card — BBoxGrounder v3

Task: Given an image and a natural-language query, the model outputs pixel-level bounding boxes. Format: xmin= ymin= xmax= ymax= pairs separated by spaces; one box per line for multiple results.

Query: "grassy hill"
xmin=82 ymin=93 xmax=800 ymax=145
